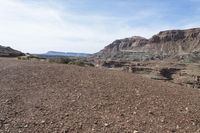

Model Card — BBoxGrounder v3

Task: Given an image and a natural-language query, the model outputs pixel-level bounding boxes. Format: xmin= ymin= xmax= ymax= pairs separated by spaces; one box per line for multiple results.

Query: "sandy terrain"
xmin=0 ymin=58 xmax=199 ymax=133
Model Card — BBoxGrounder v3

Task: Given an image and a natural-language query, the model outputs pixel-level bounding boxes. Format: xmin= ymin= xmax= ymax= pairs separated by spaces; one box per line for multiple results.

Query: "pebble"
xmin=41 ymin=120 xmax=46 ymax=124
xmin=104 ymin=123 xmax=109 ymax=127
xmin=24 ymin=124 xmax=28 ymax=128
xmin=148 ymin=111 xmax=154 ymax=115
xmin=185 ymin=107 xmax=189 ymax=113
xmin=176 ymin=125 xmax=180 ymax=129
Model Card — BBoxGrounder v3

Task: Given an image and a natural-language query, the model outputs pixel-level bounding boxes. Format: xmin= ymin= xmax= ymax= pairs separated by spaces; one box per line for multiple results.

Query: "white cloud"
xmin=0 ymin=0 xmax=173 ymax=53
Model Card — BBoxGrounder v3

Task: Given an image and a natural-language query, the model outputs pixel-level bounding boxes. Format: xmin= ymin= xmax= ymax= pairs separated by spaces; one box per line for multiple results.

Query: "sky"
xmin=0 ymin=0 xmax=200 ymax=53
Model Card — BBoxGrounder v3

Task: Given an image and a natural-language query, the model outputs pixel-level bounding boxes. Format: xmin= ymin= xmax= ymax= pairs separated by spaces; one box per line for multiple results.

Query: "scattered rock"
xmin=133 ymin=130 xmax=139 ymax=133
xmin=41 ymin=120 xmax=46 ymax=124
xmin=0 ymin=58 xmax=199 ymax=132
xmin=24 ymin=124 xmax=28 ymax=128
xmin=104 ymin=123 xmax=109 ymax=127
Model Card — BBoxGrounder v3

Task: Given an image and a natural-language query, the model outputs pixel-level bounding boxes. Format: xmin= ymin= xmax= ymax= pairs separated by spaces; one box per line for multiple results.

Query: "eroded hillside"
xmin=94 ymin=28 xmax=200 ymax=61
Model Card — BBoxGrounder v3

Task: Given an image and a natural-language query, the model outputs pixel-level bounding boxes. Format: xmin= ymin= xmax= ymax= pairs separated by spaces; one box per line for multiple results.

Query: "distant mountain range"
xmin=42 ymin=51 xmax=91 ymax=57
xmin=0 ymin=46 xmax=91 ymax=58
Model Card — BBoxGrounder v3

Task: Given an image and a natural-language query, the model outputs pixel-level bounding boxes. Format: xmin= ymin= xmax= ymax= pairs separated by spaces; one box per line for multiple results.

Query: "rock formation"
xmin=0 ymin=45 xmax=25 ymax=57
xmin=94 ymin=28 xmax=200 ymax=61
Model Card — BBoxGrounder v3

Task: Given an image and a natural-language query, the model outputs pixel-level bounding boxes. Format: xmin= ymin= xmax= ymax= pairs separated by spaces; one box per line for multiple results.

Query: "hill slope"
xmin=0 ymin=58 xmax=199 ymax=132
xmin=94 ymin=28 xmax=200 ymax=61
xmin=0 ymin=45 xmax=24 ymax=57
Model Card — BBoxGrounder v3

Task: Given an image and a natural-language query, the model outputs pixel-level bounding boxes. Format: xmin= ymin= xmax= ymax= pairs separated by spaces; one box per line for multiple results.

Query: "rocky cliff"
xmin=0 ymin=45 xmax=25 ymax=57
xmin=94 ymin=28 xmax=200 ymax=61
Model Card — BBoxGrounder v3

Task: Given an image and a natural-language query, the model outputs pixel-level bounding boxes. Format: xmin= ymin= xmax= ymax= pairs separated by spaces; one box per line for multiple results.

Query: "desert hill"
xmin=0 ymin=45 xmax=25 ymax=57
xmin=94 ymin=28 xmax=200 ymax=61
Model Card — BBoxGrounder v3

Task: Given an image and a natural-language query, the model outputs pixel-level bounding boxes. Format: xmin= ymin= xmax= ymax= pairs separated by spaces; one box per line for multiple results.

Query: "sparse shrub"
xmin=69 ymin=61 xmax=85 ymax=66
xmin=48 ymin=57 xmax=72 ymax=64
xmin=48 ymin=57 xmax=94 ymax=67
xmin=18 ymin=56 xmax=30 ymax=60
xmin=18 ymin=55 xmax=45 ymax=60
xmin=159 ymin=68 xmax=180 ymax=80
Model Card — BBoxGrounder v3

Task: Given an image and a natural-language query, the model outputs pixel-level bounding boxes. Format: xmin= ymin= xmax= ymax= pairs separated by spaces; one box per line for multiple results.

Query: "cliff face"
xmin=103 ymin=36 xmax=148 ymax=53
xmin=0 ymin=45 xmax=25 ymax=57
xmin=95 ymin=28 xmax=200 ymax=61
xmin=148 ymin=28 xmax=200 ymax=55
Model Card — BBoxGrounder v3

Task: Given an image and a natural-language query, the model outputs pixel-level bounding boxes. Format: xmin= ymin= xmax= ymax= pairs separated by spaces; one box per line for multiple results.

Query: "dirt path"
xmin=0 ymin=58 xmax=199 ymax=133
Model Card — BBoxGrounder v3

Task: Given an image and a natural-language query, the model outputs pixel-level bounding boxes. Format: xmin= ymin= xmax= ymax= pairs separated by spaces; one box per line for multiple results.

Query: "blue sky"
xmin=0 ymin=0 xmax=200 ymax=53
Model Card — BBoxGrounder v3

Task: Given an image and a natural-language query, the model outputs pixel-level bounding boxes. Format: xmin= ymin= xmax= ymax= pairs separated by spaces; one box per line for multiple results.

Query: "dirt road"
xmin=0 ymin=58 xmax=199 ymax=133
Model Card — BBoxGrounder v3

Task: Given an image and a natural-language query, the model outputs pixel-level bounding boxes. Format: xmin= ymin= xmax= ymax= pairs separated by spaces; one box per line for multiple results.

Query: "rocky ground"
xmin=0 ymin=58 xmax=200 ymax=133
xmin=99 ymin=60 xmax=200 ymax=89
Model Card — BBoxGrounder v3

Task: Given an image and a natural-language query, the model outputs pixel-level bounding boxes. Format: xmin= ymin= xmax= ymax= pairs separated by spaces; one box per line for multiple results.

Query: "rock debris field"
xmin=0 ymin=58 xmax=199 ymax=133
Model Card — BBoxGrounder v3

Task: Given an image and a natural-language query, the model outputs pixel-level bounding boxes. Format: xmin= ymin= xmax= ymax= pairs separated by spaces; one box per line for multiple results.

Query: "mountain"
xmin=44 ymin=51 xmax=91 ymax=57
xmin=0 ymin=45 xmax=25 ymax=57
xmin=94 ymin=28 xmax=200 ymax=61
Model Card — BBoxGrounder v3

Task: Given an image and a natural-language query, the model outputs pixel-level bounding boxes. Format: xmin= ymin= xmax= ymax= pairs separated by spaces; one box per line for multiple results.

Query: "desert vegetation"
xmin=18 ymin=55 xmax=94 ymax=67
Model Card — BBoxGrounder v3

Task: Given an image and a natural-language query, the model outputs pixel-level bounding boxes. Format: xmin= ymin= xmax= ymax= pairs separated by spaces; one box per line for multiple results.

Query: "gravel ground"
xmin=0 ymin=58 xmax=200 ymax=133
